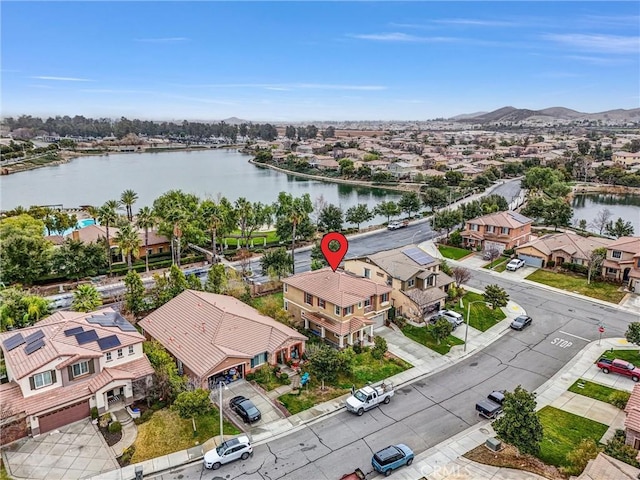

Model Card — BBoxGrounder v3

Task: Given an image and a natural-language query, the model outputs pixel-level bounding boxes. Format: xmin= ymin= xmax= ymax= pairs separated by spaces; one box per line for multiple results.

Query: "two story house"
xmin=344 ymin=246 xmax=454 ymax=321
xmin=0 ymin=309 xmax=153 ymax=443
xmin=602 ymin=236 xmax=640 ymax=292
xmin=515 ymin=232 xmax=614 ymax=269
xmin=282 ymin=268 xmax=392 ymax=349
xmin=460 ymin=211 xmax=533 ymax=253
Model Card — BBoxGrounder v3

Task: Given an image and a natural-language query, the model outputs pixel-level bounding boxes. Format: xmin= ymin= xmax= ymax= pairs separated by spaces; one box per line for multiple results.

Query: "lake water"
xmin=0 ymin=149 xmax=401 ymax=226
xmin=572 ymin=193 xmax=640 ymax=234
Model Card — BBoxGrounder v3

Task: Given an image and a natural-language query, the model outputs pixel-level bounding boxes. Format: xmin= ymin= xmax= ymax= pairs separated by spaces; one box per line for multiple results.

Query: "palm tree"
xmin=275 ymin=192 xmax=312 ymax=275
xmin=71 ymin=284 xmax=102 ymax=312
xmin=85 ymin=205 xmax=101 ymax=224
xmin=136 ymin=206 xmax=156 ymax=272
xmin=165 ymin=208 xmax=186 ymax=266
xmin=199 ymin=200 xmax=223 ymax=263
xmin=115 ymin=221 xmax=141 ymax=269
xmin=120 ymin=189 xmax=139 ymax=223
xmin=98 ymin=200 xmax=119 ymax=274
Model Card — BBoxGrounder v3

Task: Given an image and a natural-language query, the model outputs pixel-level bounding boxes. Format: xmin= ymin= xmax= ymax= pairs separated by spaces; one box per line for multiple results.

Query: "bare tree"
xmin=590 ymin=208 xmax=612 ymax=235
xmin=311 ymin=194 xmax=328 ymax=228
xmin=451 ymin=267 xmax=471 ymax=287
xmin=484 ymin=247 xmax=501 ymax=266
xmin=587 ymin=248 xmax=607 ymax=285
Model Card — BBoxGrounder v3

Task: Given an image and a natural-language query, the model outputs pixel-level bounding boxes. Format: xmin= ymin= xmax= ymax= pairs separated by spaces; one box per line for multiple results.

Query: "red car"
xmin=597 ymin=358 xmax=640 ymax=382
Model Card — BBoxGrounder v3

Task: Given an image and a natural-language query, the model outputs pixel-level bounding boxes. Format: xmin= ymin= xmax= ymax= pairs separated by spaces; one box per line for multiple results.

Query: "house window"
xmin=364 ymin=297 xmax=372 ymax=307
xmin=607 ymin=268 xmax=618 ymax=274
xmin=486 ymin=226 xmax=494 ymax=233
xmin=380 ymin=293 xmax=389 ymax=303
xmin=363 ymin=268 xmax=371 ymax=278
xmin=358 ymin=301 xmax=362 ymax=309
xmin=129 ymin=345 xmax=135 ymax=355
xmin=376 ymin=272 xmax=384 ymax=278
xmin=250 ymin=352 xmax=267 ymax=368
xmin=117 ymin=348 xmax=123 ymax=359
xmin=612 ymin=250 xmax=622 ymax=259
xmin=318 ymin=299 xmax=325 ymax=309
xmin=304 ymin=292 xmax=313 ymax=305
xmin=343 ymin=306 xmax=354 ymax=316
xmin=284 ymin=300 xmax=288 ymax=311
xmin=158 ymin=247 xmax=164 ymax=254
xmin=72 ymin=361 xmax=89 ymax=378
xmin=470 ymin=224 xmax=479 ymax=231
xmin=284 ymin=283 xmax=288 ymax=293
xmin=147 ymin=249 xmax=153 ymax=256
xmin=106 ymin=352 xmax=112 ymax=362
xmin=335 ymin=305 xmax=341 ymax=316
xmin=407 ymin=279 xmax=415 ymax=288
xmin=427 ymin=275 xmax=435 ymax=287
xmin=33 ymin=371 xmax=54 ymax=389
xmin=502 ymin=227 xmax=509 ymax=235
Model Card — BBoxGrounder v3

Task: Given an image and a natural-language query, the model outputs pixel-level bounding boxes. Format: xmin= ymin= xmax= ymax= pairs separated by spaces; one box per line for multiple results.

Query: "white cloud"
xmin=543 ymin=33 xmax=640 ymax=54
xmin=564 ymin=55 xmax=632 ymax=66
xmin=348 ymin=32 xmax=455 ymax=43
xmin=30 ymin=76 xmax=92 ymax=82
xmin=433 ymin=18 xmax=519 ymax=27
xmin=134 ymin=37 xmax=189 ymax=43
xmin=185 ymin=83 xmax=387 ymax=91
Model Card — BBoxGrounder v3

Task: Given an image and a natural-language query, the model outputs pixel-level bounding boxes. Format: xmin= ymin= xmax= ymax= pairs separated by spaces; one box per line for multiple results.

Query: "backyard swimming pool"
xmin=47 ymin=218 xmax=97 ymax=237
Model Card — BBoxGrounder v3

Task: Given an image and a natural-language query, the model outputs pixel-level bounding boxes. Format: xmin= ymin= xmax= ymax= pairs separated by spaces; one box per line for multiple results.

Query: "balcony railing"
xmin=364 ymin=305 xmax=373 ymax=314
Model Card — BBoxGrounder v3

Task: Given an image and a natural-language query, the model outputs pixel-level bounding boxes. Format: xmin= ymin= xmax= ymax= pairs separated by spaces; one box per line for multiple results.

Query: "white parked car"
xmin=438 ymin=309 xmax=464 ymax=327
xmin=506 ymin=259 xmax=526 ymax=271
xmin=203 ymin=435 xmax=253 ymax=470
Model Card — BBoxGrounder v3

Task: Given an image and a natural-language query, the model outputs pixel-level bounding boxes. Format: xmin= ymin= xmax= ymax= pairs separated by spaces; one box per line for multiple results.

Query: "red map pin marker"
xmin=320 ymin=232 xmax=349 ymax=272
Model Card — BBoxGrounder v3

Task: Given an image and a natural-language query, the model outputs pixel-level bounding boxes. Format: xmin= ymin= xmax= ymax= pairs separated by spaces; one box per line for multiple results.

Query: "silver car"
xmin=203 ymin=435 xmax=253 ymax=470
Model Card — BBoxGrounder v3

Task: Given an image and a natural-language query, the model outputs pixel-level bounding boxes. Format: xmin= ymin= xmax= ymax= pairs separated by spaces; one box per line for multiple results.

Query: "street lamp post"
xmin=465 ymin=300 xmax=491 ymax=352
xmin=218 ymin=380 xmax=228 ymax=445
xmin=411 ymin=230 xmax=422 ymax=245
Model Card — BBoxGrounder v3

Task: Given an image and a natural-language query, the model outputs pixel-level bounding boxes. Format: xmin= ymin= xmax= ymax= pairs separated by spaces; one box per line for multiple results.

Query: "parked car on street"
xmin=475 ymin=390 xmax=505 ymax=419
xmin=506 ymin=258 xmax=526 ymax=271
xmin=597 ymin=358 xmax=640 ymax=382
xmin=229 ymin=396 xmax=262 ymax=423
xmin=203 ymin=435 xmax=253 ymax=469
xmin=345 ymin=381 xmax=394 ymax=415
xmin=510 ymin=315 xmax=532 ymax=330
xmin=387 ymin=220 xmax=409 ymax=230
xmin=371 ymin=444 xmax=414 ymax=476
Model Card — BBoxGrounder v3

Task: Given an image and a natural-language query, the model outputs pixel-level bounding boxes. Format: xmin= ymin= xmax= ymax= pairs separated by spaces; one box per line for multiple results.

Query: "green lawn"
xmin=401 ymin=324 xmax=464 ymax=354
xmin=600 ymin=349 xmax=640 ymax=365
xmin=223 ymin=230 xmax=279 ymax=248
xmin=568 ymin=379 xmax=630 ymax=407
xmin=279 ymin=387 xmax=349 ymax=415
xmin=248 ymin=292 xmax=284 ymax=309
xmin=438 ymin=245 xmax=472 ymax=260
xmin=537 ymin=406 xmax=608 ymax=468
xmin=130 ymin=408 xmax=240 ymax=463
xmin=525 ymin=270 xmax=626 ymax=303
xmin=448 ymin=291 xmax=506 ymax=331
xmin=483 ymin=258 xmax=508 ymax=272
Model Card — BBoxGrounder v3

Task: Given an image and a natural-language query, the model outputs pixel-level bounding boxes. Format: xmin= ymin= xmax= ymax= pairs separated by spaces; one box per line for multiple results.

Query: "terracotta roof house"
xmin=515 ymin=232 xmax=614 ymax=269
xmin=70 ymin=224 xmax=170 ymax=261
xmin=461 ymin=211 xmax=533 ymax=253
xmin=602 ymin=236 xmax=640 ymax=291
xmin=0 ymin=308 xmax=153 ymax=443
xmin=138 ymin=290 xmax=307 ymax=389
xmin=344 ymin=246 xmax=454 ymax=322
xmin=282 ymin=268 xmax=392 ymax=349
xmin=574 ymin=452 xmax=640 ymax=480
xmin=625 ymin=384 xmax=640 ymax=450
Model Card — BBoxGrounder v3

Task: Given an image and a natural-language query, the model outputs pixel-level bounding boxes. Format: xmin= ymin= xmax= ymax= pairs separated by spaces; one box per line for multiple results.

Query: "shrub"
xmin=392 ymin=316 xmax=407 ymax=329
xmin=99 ymin=413 xmax=111 ymax=428
xmin=503 ymin=248 xmax=515 ymax=256
xmin=371 ymin=336 xmax=388 ymax=360
xmin=563 ymin=438 xmax=600 ymax=476
xmin=134 ymin=409 xmax=154 ymax=425
xmin=90 ymin=407 xmax=99 ymax=420
xmin=151 ymin=401 xmax=166 ymax=411
xmin=352 ymin=342 xmax=363 ymax=354
xmin=108 ymin=421 xmax=122 ymax=433
xmin=609 ymin=390 xmax=631 ymax=409
xmin=547 ymin=260 xmax=556 ymax=268
xmin=119 ymin=445 xmax=136 ymax=466
xmin=604 ymin=429 xmax=640 ymax=468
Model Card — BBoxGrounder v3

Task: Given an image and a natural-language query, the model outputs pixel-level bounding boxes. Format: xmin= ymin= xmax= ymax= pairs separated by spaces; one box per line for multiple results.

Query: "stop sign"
xmin=598 ymin=326 xmax=605 ymax=334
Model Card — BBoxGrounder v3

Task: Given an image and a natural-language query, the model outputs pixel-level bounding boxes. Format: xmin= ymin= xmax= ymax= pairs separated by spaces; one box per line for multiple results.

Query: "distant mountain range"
xmin=450 ymin=106 xmax=640 ymax=123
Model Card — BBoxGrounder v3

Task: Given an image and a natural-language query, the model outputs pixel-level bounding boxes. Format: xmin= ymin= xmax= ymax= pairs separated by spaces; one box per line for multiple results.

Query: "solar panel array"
xmin=508 ymin=211 xmax=531 ymax=224
xmin=64 ymin=327 xmax=84 ymax=336
xmin=401 ymin=247 xmax=435 ymax=266
xmin=24 ymin=330 xmax=45 ymax=344
xmin=75 ymin=329 xmax=99 ymax=345
xmin=97 ymin=335 xmax=121 ymax=351
xmin=87 ymin=312 xmax=137 ymax=332
xmin=3 ymin=333 xmax=25 ymax=351
xmin=24 ymin=339 xmax=45 ymax=355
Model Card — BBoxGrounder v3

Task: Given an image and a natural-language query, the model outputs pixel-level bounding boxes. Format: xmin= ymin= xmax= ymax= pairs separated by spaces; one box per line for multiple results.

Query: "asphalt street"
xmin=146 ymin=267 xmax=639 ymax=480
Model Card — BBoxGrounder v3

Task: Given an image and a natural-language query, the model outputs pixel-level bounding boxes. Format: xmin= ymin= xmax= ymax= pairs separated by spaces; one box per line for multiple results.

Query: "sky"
xmin=1 ymin=1 xmax=639 ymax=122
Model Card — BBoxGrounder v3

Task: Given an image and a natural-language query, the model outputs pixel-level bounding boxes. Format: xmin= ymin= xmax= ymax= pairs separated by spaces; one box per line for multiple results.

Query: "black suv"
xmin=229 ymin=395 xmax=261 ymax=423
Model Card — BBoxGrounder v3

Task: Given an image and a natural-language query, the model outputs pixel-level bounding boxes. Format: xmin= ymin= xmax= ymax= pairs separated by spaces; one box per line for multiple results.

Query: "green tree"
xmin=605 ymin=218 xmax=635 ymax=238
xmin=422 ymin=188 xmax=448 ymax=212
xmin=625 ymin=323 xmax=640 ymax=346
xmin=204 ymin=264 xmax=227 ymax=294
xmin=521 ymin=197 xmax=546 ymax=222
xmin=431 ymin=318 xmax=454 ymax=344
xmin=0 ymin=214 xmax=52 ymax=285
xmin=274 ymin=192 xmax=314 ymax=274
xmin=71 ymin=284 xmax=103 ymax=312
xmin=51 ymin=239 xmax=107 ymax=281
xmin=338 ymin=159 xmax=355 ymax=176
xmin=114 ymin=221 xmax=141 ymax=269
xmin=198 ymin=198 xmax=235 ymax=264
xmin=483 ymin=284 xmax=509 ymax=309
xmin=98 ymin=200 xmax=120 ymax=273
xmin=120 ymin=189 xmax=139 ymax=222
xmin=493 ymin=386 xmax=543 ymax=455
xmin=168 ymin=264 xmax=188 ymax=297
xmin=124 ymin=270 xmax=147 ymax=319
xmin=318 ymin=204 xmax=344 ymax=232
xmin=587 ymin=247 xmax=607 ymax=284
xmin=136 ymin=206 xmax=156 ymax=273
xmin=449 ymin=230 xmax=462 ymax=247
xmin=186 ymin=274 xmax=203 ymax=291
xmin=310 ymin=242 xmax=328 ymax=270
xmin=546 ymin=182 xmax=571 ymax=199
xmin=430 ymin=209 xmax=462 ymax=240
xmin=153 ymin=190 xmax=202 ymax=266
xmin=260 ymin=248 xmax=293 ymax=280
xmin=254 ymin=148 xmax=273 ymax=163
xmin=306 ymin=344 xmax=343 ymax=390
xmin=375 ymin=201 xmax=401 ymax=223
xmin=345 ymin=204 xmax=373 ymax=231
xmin=521 ymin=167 xmax=564 ymax=192
xmin=398 ymin=192 xmax=421 ymax=218
xmin=371 ymin=336 xmax=388 ymax=360
xmin=445 ymin=170 xmax=464 ymax=186
xmin=542 ymin=198 xmax=573 ymax=230
xmin=143 ymin=340 xmax=186 ymax=402
xmin=172 ymin=389 xmax=211 ymax=418
xmin=0 ymin=288 xmax=51 ymax=331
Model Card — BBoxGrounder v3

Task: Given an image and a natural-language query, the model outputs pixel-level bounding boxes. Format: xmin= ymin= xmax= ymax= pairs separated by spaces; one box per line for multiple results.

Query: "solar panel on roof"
xmin=64 ymin=327 xmax=84 ymax=336
xmin=508 ymin=211 xmax=530 ymax=224
xmin=24 ymin=330 xmax=45 ymax=344
xmin=75 ymin=329 xmax=99 ymax=345
xmin=87 ymin=312 xmax=137 ymax=332
xmin=401 ymin=247 xmax=435 ymax=266
xmin=97 ymin=335 xmax=121 ymax=351
xmin=24 ymin=339 xmax=45 ymax=355
xmin=3 ymin=333 xmax=25 ymax=351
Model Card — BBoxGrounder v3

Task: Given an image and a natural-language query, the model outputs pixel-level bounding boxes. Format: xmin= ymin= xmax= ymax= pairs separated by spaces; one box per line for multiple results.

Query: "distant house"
xmin=139 ymin=290 xmax=307 ymax=389
xmin=344 ymin=246 xmax=454 ymax=321
xmin=515 ymin=232 xmax=614 ymax=268
xmin=613 ymin=151 xmax=640 ymax=166
xmin=460 ymin=211 xmax=533 ymax=253
xmin=388 ymin=161 xmax=417 ymax=178
xmin=70 ymin=224 xmax=171 ymax=261
xmin=602 ymin=236 xmax=640 ymax=291
xmin=282 ymin=269 xmax=392 ymax=348
xmin=0 ymin=309 xmax=153 ymax=443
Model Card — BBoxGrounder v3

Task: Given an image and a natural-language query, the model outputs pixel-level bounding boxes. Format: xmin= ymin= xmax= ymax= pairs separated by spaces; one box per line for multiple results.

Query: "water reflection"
xmin=572 ymin=194 xmax=640 ymax=233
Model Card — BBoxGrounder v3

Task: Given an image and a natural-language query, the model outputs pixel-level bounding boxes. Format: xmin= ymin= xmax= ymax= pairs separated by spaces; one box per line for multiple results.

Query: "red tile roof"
xmin=282 ymin=268 xmax=391 ymax=307
xmin=138 ymin=290 xmax=307 ymax=379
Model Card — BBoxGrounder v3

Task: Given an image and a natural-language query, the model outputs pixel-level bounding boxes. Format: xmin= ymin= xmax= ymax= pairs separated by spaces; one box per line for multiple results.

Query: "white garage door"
xmin=518 ymin=254 xmax=543 ymax=268
xmin=371 ymin=314 xmax=385 ymax=329
xmin=485 ymin=241 xmax=505 ymax=254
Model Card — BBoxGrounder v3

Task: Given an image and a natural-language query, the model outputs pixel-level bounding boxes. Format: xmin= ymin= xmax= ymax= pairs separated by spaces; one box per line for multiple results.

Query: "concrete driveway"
xmin=2 ymin=419 xmax=118 ymax=480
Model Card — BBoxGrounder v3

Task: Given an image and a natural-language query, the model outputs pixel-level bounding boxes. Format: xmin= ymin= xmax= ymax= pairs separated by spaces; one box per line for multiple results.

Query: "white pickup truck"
xmin=345 ymin=382 xmax=395 ymax=416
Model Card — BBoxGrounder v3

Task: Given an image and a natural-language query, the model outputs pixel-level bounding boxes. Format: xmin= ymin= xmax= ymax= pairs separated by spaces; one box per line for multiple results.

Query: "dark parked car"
xmin=510 ymin=315 xmax=532 ymax=330
xmin=229 ymin=396 xmax=261 ymax=423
